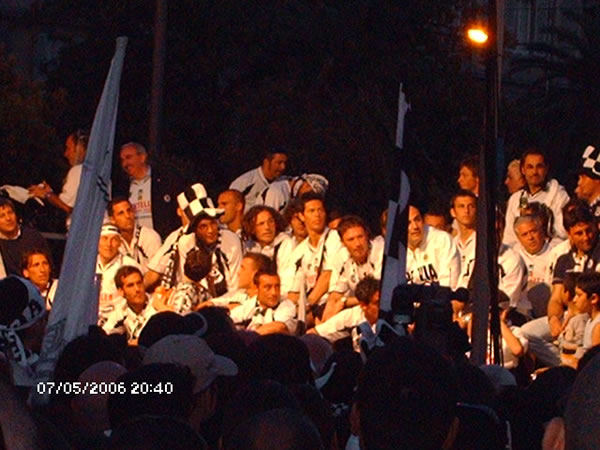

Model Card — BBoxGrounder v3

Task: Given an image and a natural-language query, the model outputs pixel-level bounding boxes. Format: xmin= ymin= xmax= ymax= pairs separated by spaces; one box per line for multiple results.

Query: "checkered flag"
xmin=582 ymin=145 xmax=600 ymax=177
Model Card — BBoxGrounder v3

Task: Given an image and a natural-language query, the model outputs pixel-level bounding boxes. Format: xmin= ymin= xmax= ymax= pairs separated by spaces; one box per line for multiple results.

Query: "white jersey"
xmin=314 ymin=305 xmax=366 ymax=343
xmin=129 ymin=171 xmax=153 ymax=230
xmin=244 ymin=232 xmax=295 ymax=272
xmin=96 ymin=254 xmax=140 ymax=324
xmin=119 ymin=224 xmax=162 ymax=274
xmin=503 ymin=178 xmax=570 ymax=247
xmin=515 ymin=242 xmax=554 ymax=315
xmin=498 ymin=244 xmax=528 ymax=309
xmin=148 ymin=228 xmax=242 ymax=296
xmin=229 ymin=296 xmax=296 ymax=333
xmin=330 ymin=238 xmax=383 ymax=296
xmin=102 ymin=295 xmax=157 ymax=340
xmin=287 ymin=228 xmax=344 ymax=299
xmin=406 ymin=225 xmax=460 ymax=289
xmin=454 ymin=232 xmax=476 ymax=289
xmin=60 ymin=164 xmax=82 ymax=228
xmin=230 ymin=166 xmax=271 ymax=212
xmin=255 ymin=179 xmax=290 ymax=212
xmin=168 ymin=281 xmax=213 ymax=315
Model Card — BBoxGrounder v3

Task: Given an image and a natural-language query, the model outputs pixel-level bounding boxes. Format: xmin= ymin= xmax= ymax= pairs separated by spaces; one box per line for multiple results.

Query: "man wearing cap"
xmin=230 ymin=270 xmax=296 ymax=334
xmin=0 ymin=276 xmax=47 ymax=387
xmin=112 ymin=142 xmax=181 ymax=238
xmin=230 ymin=148 xmax=288 ymax=211
xmin=107 ymin=197 xmax=162 ymax=273
xmin=143 ymin=334 xmax=238 ymax=430
xmin=503 ymin=148 xmax=569 ymax=247
xmin=96 ymin=223 xmax=139 ymax=325
xmin=146 ymin=183 xmax=242 ymax=296
xmin=0 ymin=198 xmax=50 ymax=280
xmin=576 ymin=145 xmax=600 ymax=217
xmin=102 ymin=266 xmax=158 ymax=343
xmin=255 ymin=173 xmax=329 ymax=213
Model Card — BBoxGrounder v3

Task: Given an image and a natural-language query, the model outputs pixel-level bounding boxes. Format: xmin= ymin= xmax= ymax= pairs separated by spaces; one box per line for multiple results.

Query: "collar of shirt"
xmin=0 ymin=225 xmax=21 ymax=240
xmin=130 ymin=166 xmax=151 ymax=185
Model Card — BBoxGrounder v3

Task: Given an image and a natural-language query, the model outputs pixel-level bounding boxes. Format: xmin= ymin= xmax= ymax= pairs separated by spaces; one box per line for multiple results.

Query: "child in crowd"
xmin=558 ymin=273 xmax=589 ymax=367
xmin=577 ymin=272 xmax=600 ymax=356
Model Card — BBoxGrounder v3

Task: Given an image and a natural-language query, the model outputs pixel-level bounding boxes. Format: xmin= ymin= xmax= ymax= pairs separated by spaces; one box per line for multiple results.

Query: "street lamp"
xmin=467 ymin=27 xmax=489 ymax=45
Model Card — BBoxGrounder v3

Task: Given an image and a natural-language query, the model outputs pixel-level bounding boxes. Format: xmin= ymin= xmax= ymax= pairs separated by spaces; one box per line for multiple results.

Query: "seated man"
xmin=322 ymin=216 xmax=383 ymax=321
xmin=20 ymin=249 xmax=58 ymax=310
xmin=309 ymin=277 xmax=380 ymax=352
xmin=108 ymin=197 xmax=162 ymax=273
xmin=102 ymin=266 xmax=157 ymax=344
xmin=96 ymin=224 xmax=139 ymax=325
xmin=0 ymin=197 xmax=50 ymax=279
xmin=230 ymin=270 xmax=296 ymax=335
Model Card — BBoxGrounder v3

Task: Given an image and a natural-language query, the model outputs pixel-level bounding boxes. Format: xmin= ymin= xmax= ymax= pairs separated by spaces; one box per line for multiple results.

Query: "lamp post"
xmin=466 ymin=4 xmax=503 ymax=366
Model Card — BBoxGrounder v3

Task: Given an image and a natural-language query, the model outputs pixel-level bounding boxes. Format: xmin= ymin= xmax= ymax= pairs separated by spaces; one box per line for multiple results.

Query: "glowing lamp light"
xmin=467 ymin=28 xmax=489 ymax=44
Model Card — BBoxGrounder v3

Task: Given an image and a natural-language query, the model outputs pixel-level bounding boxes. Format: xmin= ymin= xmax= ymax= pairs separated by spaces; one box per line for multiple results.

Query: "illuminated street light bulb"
xmin=467 ymin=28 xmax=488 ymax=44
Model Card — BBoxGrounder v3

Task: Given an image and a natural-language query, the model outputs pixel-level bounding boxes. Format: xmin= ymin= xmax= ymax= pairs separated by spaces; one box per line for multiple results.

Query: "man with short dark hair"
xmin=108 ymin=197 xmax=162 ymax=273
xmin=20 ymin=249 xmax=57 ymax=310
xmin=102 ymin=265 xmax=157 ymax=343
xmin=457 ymin=155 xmax=480 ymax=196
xmin=0 ymin=198 xmax=49 ymax=279
xmin=503 ymin=148 xmax=569 ymax=246
xmin=229 ymin=148 xmax=288 ymax=211
xmin=230 ymin=270 xmax=296 ymax=334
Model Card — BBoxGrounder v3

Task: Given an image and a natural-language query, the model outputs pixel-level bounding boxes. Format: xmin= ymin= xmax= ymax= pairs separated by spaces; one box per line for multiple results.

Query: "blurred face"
xmin=521 ymin=154 xmax=548 ymax=190
xmin=457 ymin=166 xmax=478 ymax=193
xmin=262 ymin=153 xmax=288 ymax=181
xmin=120 ymin=145 xmax=148 ymax=179
xmin=341 ymin=225 xmax=369 ymax=264
xmin=238 ymin=257 xmax=257 ymax=290
xmin=290 ymin=213 xmax=307 ymax=241
xmin=63 ymin=135 xmax=79 ymax=166
xmin=120 ymin=272 xmax=146 ymax=307
xmin=300 ymin=199 xmax=326 ymax=234
xmin=218 ymin=192 xmax=242 ymax=225
xmin=451 ymin=195 xmax=477 ymax=228
xmin=423 ymin=214 xmax=448 ymax=232
xmin=195 ymin=218 xmax=220 ymax=246
xmin=360 ymin=291 xmax=380 ymax=325
xmin=23 ymin=253 xmax=51 ymax=289
xmin=257 ymin=274 xmax=281 ymax=309
xmin=407 ymin=206 xmax=424 ymax=250
xmin=0 ymin=205 xmax=18 ymax=237
xmin=574 ymin=287 xmax=594 ymax=315
xmin=505 ymin=164 xmax=525 ymax=194
xmin=575 ymin=174 xmax=600 ymax=203
xmin=254 ymin=210 xmax=277 ymax=246
xmin=110 ymin=200 xmax=135 ymax=233
xmin=515 ymin=220 xmax=544 ymax=254
xmin=568 ymin=222 xmax=596 ymax=254
xmin=98 ymin=234 xmax=121 ymax=262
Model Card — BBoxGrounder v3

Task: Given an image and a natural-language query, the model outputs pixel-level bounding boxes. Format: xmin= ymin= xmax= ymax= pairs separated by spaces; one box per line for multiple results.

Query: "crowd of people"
xmin=2 ymin=132 xmax=600 ymax=448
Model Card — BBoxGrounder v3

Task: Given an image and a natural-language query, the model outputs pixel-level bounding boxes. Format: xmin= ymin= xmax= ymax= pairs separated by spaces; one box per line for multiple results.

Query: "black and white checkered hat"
xmin=581 ymin=145 xmax=600 ymax=180
xmin=177 ymin=183 xmax=223 ymax=233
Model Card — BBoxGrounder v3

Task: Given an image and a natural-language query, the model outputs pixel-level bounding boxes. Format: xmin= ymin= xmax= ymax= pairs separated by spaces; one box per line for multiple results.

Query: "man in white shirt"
xmin=108 ymin=197 xmax=162 ymax=274
xmin=256 ymin=173 xmax=328 ymax=213
xmin=321 ymin=215 xmax=383 ymax=321
xmin=230 ymin=270 xmax=296 ymax=335
xmin=451 ymin=191 xmax=477 ymax=289
xmin=229 ymin=148 xmax=288 ymax=211
xmin=406 ymin=205 xmax=460 ymax=289
xmin=102 ymin=265 xmax=157 ymax=343
xmin=503 ymin=148 xmax=569 ymax=246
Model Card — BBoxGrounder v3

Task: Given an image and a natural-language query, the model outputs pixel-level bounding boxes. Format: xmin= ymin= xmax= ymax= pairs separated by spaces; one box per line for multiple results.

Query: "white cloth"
xmin=498 ymin=244 xmax=528 ymax=309
xmin=0 ymin=185 xmax=42 ymax=205
xmin=330 ymin=238 xmax=383 ymax=295
xmin=119 ymin=224 xmax=162 ymax=274
xmin=102 ymin=295 xmax=157 ymax=340
xmin=168 ymin=281 xmax=212 ymax=315
xmin=503 ymin=178 xmax=570 ymax=247
xmin=503 ymin=326 xmax=529 ymax=370
xmin=58 ymin=164 xmax=83 ymax=208
xmin=229 ymin=296 xmax=296 ymax=333
xmin=129 ymin=170 xmax=153 ymax=229
xmin=314 ymin=305 xmax=366 ymax=343
xmin=406 ymin=225 xmax=460 ymax=289
xmin=230 ymin=166 xmax=271 ymax=211
xmin=255 ymin=179 xmax=290 ymax=212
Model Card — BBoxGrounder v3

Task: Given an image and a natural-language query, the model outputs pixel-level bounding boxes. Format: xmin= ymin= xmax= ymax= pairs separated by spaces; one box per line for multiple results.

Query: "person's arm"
xmin=307 ymin=270 xmax=331 ymax=305
xmin=547 ymin=283 xmax=566 ymax=338
xmin=255 ymin=321 xmax=289 ymax=335
xmin=592 ymin=322 xmax=600 ymax=348
xmin=500 ymin=320 xmax=524 ymax=358
xmin=29 ymin=181 xmax=73 ymax=214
